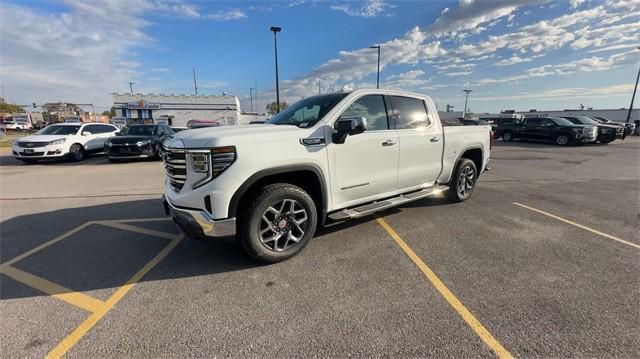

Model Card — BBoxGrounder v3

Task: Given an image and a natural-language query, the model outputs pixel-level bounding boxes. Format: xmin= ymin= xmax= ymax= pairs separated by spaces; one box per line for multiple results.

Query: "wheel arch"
xmin=229 ymin=164 xmax=328 ymax=225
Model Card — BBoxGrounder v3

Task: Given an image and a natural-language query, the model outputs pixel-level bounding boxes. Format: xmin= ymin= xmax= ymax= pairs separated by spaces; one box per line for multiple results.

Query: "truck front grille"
xmin=17 ymin=141 xmax=49 ymax=148
xmin=164 ymin=147 xmax=186 ymax=191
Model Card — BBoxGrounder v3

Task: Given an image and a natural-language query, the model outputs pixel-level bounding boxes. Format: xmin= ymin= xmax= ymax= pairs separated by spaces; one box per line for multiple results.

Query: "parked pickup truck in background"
xmin=162 ymin=89 xmax=491 ymax=263
xmin=500 ymin=117 xmax=597 ymax=146
xmin=561 ymin=116 xmax=620 ymax=144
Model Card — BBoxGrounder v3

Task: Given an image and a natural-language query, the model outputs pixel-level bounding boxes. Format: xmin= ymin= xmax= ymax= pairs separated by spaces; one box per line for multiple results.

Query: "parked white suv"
xmin=12 ymin=122 xmax=119 ymax=163
xmin=162 ymin=89 xmax=492 ymax=263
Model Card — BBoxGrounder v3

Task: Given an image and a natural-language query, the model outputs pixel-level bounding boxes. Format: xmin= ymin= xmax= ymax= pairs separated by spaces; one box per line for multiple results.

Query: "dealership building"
xmin=112 ymin=93 xmax=242 ymax=127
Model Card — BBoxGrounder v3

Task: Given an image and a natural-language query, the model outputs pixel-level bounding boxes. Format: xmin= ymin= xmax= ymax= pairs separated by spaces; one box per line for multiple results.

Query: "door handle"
xmin=430 ymin=136 xmax=440 ymax=142
xmin=381 ymin=139 xmax=397 ymax=146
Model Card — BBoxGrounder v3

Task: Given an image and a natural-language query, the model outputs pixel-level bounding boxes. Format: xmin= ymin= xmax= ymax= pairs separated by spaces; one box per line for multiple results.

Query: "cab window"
xmin=340 ymin=95 xmax=389 ymax=131
xmin=390 ymin=96 xmax=430 ymax=129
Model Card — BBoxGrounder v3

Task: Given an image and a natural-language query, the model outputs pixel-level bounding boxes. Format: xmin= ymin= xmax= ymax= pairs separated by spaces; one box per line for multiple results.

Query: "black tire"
xmin=502 ymin=132 xmax=513 ymax=142
xmin=555 ymin=135 xmax=569 ymax=146
xmin=153 ymin=144 xmax=162 ymax=160
xmin=69 ymin=144 xmax=85 ymax=161
xmin=20 ymin=159 xmax=38 ymax=164
xmin=446 ymin=158 xmax=478 ymax=203
xmin=238 ymin=183 xmax=318 ymax=264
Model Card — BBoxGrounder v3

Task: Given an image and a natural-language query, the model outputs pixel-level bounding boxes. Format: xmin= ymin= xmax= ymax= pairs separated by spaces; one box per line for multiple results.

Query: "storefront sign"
xmin=126 ymin=100 xmax=161 ymax=110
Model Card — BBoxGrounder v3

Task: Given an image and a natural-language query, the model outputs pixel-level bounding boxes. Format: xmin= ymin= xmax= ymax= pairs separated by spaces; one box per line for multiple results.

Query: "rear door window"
xmin=525 ymin=118 xmax=542 ymax=126
xmin=390 ymin=96 xmax=430 ymax=129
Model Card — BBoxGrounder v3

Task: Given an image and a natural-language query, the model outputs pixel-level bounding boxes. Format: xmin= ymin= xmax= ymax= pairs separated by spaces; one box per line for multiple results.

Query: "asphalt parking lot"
xmin=1 ymin=139 xmax=639 ymax=358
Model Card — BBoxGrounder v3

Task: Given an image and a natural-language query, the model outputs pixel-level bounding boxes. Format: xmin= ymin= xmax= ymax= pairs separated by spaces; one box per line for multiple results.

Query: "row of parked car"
xmin=483 ymin=115 xmax=634 ymax=146
xmin=10 ymin=122 xmax=182 ymax=163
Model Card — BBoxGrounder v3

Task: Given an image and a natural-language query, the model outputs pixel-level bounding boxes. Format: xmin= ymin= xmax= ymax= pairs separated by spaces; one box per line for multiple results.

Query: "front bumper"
xmin=162 ymin=195 xmax=236 ymax=238
xmin=12 ymin=145 xmax=66 ymax=158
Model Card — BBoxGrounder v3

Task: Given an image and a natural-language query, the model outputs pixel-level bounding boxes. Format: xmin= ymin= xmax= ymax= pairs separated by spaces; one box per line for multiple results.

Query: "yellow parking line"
xmin=376 ymin=217 xmax=512 ymax=359
xmin=46 ymin=234 xmax=184 ymax=359
xmin=0 ymin=266 xmax=105 ymax=313
xmin=513 ymin=202 xmax=639 ymax=250
xmin=99 ymin=221 xmax=179 ymax=240
xmin=0 ymin=222 xmax=94 ymax=269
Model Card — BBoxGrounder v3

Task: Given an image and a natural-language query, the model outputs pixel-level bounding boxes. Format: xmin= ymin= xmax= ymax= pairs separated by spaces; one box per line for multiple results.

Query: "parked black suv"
xmin=562 ymin=116 xmax=618 ymax=144
xmin=105 ymin=124 xmax=174 ymax=161
xmin=591 ymin=116 xmax=629 ymax=139
xmin=501 ymin=117 xmax=598 ymax=146
xmin=480 ymin=117 xmax=518 ymax=139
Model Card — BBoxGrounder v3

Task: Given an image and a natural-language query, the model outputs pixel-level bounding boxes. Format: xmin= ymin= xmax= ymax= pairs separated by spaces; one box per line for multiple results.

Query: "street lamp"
xmin=370 ymin=45 xmax=381 ymax=89
xmin=462 ymin=89 xmax=473 ymax=119
xmin=625 ymin=46 xmax=640 ymax=124
xmin=270 ymin=26 xmax=282 ymax=113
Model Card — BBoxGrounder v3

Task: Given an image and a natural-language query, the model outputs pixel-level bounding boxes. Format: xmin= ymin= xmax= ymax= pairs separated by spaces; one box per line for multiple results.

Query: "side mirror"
xmin=82 ymin=131 xmax=92 ymax=136
xmin=333 ymin=116 xmax=366 ymax=144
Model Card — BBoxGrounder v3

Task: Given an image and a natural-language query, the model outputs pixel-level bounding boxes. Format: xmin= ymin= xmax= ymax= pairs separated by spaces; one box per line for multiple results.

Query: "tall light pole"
xmin=370 ymin=45 xmax=381 ymax=89
xmin=193 ymin=67 xmax=199 ymax=95
xmin=626 ymin=46 xmax=640 ymax=124
xmin=270 ymin=26 xmax=282 ymax=113
xmin=129 ymin=82 xmax=135 ymax=95
xmin=462 ymin=89 xmax=473 ymax=119
xmin=249 ymin=87 xmax=255 ymax=112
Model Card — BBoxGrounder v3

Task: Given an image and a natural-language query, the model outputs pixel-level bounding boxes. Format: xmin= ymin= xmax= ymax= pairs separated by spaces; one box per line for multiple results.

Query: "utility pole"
xmin=249 ymin=87 xmax=255 ymax=112
xmin=193 ymin=67 xmax=198 ymax=95
xmin=270 ymin=26 xmax=282 ymax=113
xmin=318 ymin=80 xmax=321 ymax=95
xmin=626 ymin=47 xmax=640 ymax=124
xmin=91 ymin=103 xmax=96 ymax=122
xmin=462 ymin=89 xmax=473 ymax=119
xmin=129 ymin=82 xmax=134 ymax=95
xmin=370 ymin=45 xmax=381 ymax=89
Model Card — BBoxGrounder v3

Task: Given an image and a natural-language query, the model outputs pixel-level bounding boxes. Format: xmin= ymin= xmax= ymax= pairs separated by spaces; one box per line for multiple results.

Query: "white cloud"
xmin=427 ymin=0 xmax=548 ymax=36
xmin=386 ymin=70 xmax=425 ymax=80
xmin=445 ymin=71 xmax=473 ymax=77
xmin=205 ymin=9 xmax=247 ymax=21
xmin=570 ymin=0 xmax=587 ymax=9
xmin=330 ymin=0 xmax=392 ymax=18
xmin=151 ymin=67 xmax=171 ymax=73
xmin=495 ymin=55 xmax=532 ymax=66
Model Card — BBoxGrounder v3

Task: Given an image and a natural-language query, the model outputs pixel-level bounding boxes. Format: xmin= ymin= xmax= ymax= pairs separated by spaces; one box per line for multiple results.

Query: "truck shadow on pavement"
xmin=0 ymin=196 xmax=455 ymax=301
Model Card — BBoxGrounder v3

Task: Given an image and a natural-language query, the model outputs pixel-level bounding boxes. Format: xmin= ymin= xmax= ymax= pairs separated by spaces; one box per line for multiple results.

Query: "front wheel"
xmin=502 ymin=132 xmax=513 ymax=142
xmin=446 ymin=158 xmax=477 ymax=203
xmin=555 ymin=135 xmax=569 ymax=146
xmin=69 ymin=144 xmax=85 ymax=161
xmin=238 ymin=183 xmax=317 ymax=264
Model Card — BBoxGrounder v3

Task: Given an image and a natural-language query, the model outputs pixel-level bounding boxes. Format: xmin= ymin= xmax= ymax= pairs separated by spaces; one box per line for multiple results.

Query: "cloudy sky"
xmin=1 ymin=0 xmax=638 ymax=114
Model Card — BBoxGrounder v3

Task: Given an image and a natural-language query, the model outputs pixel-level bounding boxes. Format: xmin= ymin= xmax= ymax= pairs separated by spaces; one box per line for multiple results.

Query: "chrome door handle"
xmin=430 ymin=136 xmax=440 ymax=142
xmin=381 ymin=139 xmax=397 ymax=146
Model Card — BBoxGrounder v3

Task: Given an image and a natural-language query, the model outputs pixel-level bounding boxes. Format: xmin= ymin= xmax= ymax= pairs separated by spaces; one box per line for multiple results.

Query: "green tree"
xmin=266 ymin=102 xmax=288 ymax=115
xmin=0 ymin=97 xmax=25 ymax=113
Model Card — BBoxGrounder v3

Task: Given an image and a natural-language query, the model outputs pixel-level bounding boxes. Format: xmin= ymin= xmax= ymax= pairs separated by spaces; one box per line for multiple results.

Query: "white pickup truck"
xmin=162 ymin=89 xmax=491 ymax=263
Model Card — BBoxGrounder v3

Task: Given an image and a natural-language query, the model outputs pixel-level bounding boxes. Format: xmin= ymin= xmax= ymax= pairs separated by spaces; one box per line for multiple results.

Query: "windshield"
xmin=36 ymin=125 xmax=80 ymax=135
xmin=266 ymin=93 xmax=348 ymax=127
xmin=567 ymin=116 xmax=598 ymax=125
xmin=550 ymin=117 xmax=576 ymax=126
xmin=120 ymin=125 xmax=156 ymax=136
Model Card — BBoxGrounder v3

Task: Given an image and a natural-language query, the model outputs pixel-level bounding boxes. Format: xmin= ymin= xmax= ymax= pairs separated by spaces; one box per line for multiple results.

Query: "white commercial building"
xmin=112 ymin=93 xmax=242 ymax=127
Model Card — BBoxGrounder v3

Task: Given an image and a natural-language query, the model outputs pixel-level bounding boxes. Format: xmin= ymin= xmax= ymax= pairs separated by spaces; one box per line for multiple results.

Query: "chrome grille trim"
xmin=163 ymin=147 xmax=187 ymax=191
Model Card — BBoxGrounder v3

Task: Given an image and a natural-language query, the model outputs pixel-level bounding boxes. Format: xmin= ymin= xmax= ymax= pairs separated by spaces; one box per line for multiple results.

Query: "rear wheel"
xmin=502 ymin=132 xmax=513 ymax=142
xmin=69 ymin=144 xmax=85 ymax=161
xmin=238 ymin=183 xmax=317 ymax=264
xmin=446 ymin=158 xmax=477 ymax=203
xmin=555 ymin=135 xmax=569 ymax=146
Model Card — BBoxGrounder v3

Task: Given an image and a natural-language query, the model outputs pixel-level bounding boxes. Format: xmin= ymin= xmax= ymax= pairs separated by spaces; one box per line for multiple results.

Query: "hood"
xmin=172 ymin=124 xmax=310 ymax=148
xmin=15 ymin=135 xmax=67 ymax=143
xmin=109 ymin=135 xmax=153 ymax=144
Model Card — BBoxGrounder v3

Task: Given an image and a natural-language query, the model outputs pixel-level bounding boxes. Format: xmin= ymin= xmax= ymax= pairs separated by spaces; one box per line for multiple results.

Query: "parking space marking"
xmin=0 ymin=266 xmax=105 ymax=313
xmin=376 ymin=217 xmax=513 ymax=359
xmin=513 ymin=202 xmax=639 ymax=250
xmin=46 ymin=233 xmax=184 ymax=359
xmin=98 ymin=221 xmax=178 ymax=240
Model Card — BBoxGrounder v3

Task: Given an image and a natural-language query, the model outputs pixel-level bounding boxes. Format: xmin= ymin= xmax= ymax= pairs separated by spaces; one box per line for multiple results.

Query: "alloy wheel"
xmin=258 ymin=199 xmax=308 ymax=252
xmin=556 ymin=135 xmax=568 ymax=145
xmin=457 ymin=165 xmax=475 ymax=198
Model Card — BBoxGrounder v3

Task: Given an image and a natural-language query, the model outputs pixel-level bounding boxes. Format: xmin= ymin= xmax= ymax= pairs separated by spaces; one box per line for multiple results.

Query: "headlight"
xmin=136 ymin=139 xmax=151 ymax=146
xmin=188 ymin=146 xmax=236 ymax=189
xmin=49 ymin=138 xmax=66 ymax=145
